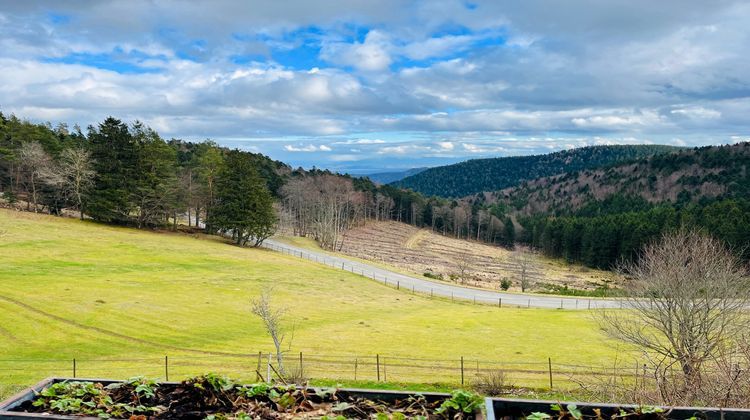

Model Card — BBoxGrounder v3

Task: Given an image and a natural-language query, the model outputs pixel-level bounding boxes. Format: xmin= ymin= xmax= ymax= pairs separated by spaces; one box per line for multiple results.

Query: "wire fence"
xmin=262 ymin=241 xmax=622 ymax=310
xmin=1 ymin=351 xmax=653 ymax=392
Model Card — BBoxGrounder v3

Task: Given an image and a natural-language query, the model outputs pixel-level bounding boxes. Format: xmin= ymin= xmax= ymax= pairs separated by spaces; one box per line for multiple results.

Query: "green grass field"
xmin=0 ymin=209 xmax=632 ymax=399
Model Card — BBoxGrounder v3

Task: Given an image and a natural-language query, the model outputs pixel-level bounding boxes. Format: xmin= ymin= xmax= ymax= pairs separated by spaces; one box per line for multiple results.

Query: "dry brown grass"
xmin=338 ymin=221 xmax=618 ymax=291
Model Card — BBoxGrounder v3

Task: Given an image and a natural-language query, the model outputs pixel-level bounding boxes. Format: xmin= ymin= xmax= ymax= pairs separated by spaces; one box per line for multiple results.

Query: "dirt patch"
xmin=338 ymin=221 xmax=618 ymax=292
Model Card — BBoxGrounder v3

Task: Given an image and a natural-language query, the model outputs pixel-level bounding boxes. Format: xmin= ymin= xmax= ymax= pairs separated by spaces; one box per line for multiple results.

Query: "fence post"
xmin=548 ymin=357 xmax=553 ymax=389
xmin=560 ymin=298 xmax=563 ymax=309
xmin=527 ymin=299 xmax=530 ymax=308
xmin=460 ymin=356 xmax=465 ymax=385
xmin=165 ymin=355 xmax=169 ymax=381
xmin=397 ymin=281 xmax=399 ymax=290
xmin=73 ymin=358 xmax=76 ymax=378
xmin=267 ymin=353 xmax=272 ymax=384
xmin=588 ymin=300 xmax=591 ymax=310
xmin=473 ymin=296 xmax=476 ymax=304
xmin=431 ymin=288 xmax=433 ymax=297
xmin=299 ymin=352 xmax=303 ymax=374
xmin=256 ymin=352 xmax=262 ymax=381
xmin=354 ymin=358 xmax=358 ymax=381
xmin=498 ymin=298 xmax=502 ymax=308
xmin=376 ymin=354 xmax=380 ymax=381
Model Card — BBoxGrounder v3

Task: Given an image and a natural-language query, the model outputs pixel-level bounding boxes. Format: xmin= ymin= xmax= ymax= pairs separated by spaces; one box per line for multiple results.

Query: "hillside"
xmin=0 ymin=209 xmax=623 ymax=397
xmin=491 ymin=142 xmax=750 ymax=215
xmin=392 ymin=145 xmax=682 ymax=198
xmin=482 ymin=142 xmax=750 ymax=269
xmin=331 ymin=221 xmax=618 ymax=293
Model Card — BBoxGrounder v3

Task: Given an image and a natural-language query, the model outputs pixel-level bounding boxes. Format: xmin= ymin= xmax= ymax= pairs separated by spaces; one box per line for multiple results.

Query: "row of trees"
xmin=0 ymin=114 xmax=279 ymax=246
xmin=1 ymin=113 xmax=521 ymax=251
xmin=277 ymin=173 xmax=517 ymax=251
xmin=518 ymin=197 xmax=750 ymax=269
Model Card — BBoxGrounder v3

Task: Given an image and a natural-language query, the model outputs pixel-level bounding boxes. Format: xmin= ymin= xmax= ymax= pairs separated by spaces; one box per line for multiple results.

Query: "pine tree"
xmin=210 ymin=150 xmax=276 ymax=246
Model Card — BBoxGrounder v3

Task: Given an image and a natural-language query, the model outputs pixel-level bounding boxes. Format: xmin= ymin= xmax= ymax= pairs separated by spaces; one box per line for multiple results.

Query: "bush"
xmin=472 ymin=369 xmax=514 ymax=397
xmin=423 ymin=271 xmax=443 ymax=280
xmin=500 ymin=278 xmax=512 ymax=291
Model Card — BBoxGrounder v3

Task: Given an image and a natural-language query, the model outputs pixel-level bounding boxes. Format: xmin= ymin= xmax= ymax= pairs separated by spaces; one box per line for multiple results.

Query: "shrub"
xmin=500 ymin=278 xmax=511 ymax=291
xmin=423 ymin=272 xmax=443 ymax=280
xmin=472 ymin=369 xmax=513 ymax=397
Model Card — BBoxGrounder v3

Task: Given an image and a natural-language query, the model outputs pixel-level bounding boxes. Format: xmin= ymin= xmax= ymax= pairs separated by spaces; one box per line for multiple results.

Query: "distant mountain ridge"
xmin=365 ymin=167 xmax=428 ymax=184
xmin=391 ymin=145 xmax=683 ymax=198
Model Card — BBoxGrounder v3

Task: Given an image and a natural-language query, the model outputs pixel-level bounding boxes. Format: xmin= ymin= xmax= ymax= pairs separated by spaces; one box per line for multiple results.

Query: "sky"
xmin=1 ymin=1 xmax=750 ymax=174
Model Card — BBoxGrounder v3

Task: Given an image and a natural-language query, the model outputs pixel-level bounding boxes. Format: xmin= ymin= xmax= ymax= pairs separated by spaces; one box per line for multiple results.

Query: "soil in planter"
xmin=12 ymin=375 xmax=484 ymax=419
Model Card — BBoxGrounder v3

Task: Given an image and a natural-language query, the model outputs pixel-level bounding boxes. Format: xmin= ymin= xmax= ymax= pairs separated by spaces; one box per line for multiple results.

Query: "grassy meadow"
xmin=0 ymin=209 xmax=631 ymax=398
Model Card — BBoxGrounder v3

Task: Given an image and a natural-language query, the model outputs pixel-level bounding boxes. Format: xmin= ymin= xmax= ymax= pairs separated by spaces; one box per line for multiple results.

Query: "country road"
xmin=263 ymin=239 xmax=624 ymax=310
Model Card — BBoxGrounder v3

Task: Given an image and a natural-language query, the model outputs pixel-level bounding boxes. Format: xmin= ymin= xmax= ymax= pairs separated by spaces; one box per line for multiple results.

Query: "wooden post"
xmin=256 ymin=352 xmax=262 ymax=381
xmin=354 ymin=358 xmax=358 ymax=380
xmin=73 ymin=358 xmax=76 ymax=378
xmin=376 ymin=354 xmax=380 ymax=381
xmin=548 ymin=357 xmax=553 ymax=389
xmin=299 ymin=352 xmax=303 ymax=374
xmin=397 ymin=281 xmax=399 ymax=290
xmin=473 ymin=296 xmax=476 ymax=304
xmin=165 ymin=355 xmax=169 ymax=381
xmin=431 ymin=288 xmax=433 ymax=297
xmin=498 ymin=298 xmax=502 ymax=308
xmin=460 ymin=356 xmax=465 ymax=385
xmin=527 ymin=299 xmax=530 ymax=308
xmin=560 ymin=298 xmax=563 ymax=309
xmin=412 ymin=285 xmax=415 ymax=293
xmin=267 ymin=353 xmax=272 ymax=383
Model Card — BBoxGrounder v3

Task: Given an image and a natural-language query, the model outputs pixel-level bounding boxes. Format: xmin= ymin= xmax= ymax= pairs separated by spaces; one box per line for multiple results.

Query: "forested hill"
xmin=490 ymin=142 xmax=750 ymax=216
xmin=391 ymin=145 xmax=682 ymax=198
xmin=482 ymin=142 xmax=750 ymax=269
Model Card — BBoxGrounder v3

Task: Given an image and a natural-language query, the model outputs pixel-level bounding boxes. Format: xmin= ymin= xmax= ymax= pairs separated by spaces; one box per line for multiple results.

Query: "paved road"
xmin=263 ymin=239 xmax=624 ymax=310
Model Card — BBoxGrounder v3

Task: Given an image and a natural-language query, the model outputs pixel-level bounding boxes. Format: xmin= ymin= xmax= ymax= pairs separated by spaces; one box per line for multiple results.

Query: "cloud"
xmin=320 ymin=30 xmax=393 ymax=72
xmin=1 ymin=0 xmax=750 ymax=173
xmin=283 ymin=144 xmax=333 ymax=152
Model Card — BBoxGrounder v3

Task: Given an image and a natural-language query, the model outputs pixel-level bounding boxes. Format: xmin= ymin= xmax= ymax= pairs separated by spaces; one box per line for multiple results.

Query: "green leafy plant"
xmin=526 ymin=413 xmax=552 ymax=420
xmin=436 ymin=390 xmax=483 ymax=417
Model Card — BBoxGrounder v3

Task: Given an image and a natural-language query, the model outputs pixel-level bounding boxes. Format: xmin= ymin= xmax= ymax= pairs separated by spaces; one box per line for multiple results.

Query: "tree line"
xmin=517 ymin=196 xmax=750 ymax=269
xmin=0 ymin=114 xmax=279 ymax=246
xmin=3 ymin=113 xmax=746 ymax=267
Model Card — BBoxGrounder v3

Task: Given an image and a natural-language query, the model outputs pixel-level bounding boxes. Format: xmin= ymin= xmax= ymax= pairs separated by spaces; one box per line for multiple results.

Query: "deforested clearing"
xmin=331 ymin=221 xmax=618 ymax=292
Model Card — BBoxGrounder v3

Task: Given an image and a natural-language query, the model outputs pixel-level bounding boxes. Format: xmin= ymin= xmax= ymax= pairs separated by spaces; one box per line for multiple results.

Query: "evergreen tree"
xmin=210 ymin=150 xmax=276 ymax=246
xmin=86 ymin=117 xmax=138 ymax=223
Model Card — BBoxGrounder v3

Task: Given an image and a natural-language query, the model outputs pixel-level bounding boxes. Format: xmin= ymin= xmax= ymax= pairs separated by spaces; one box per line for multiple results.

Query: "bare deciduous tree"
xmin=251 ymin=289 xmax=289 ymax=377
xmin=58 ymin=147 xmax=95 ymax=219
xmin=18 ymin=142 xmax=52 ymax=212
xmin=281 ymin=175 xmax=365 ymax=250
xmin=511 ymin=249 xmax=536 ymax=292
xmin=600 ymin=229 xmax=750 ymax=393
xmin=454 ymin=251 xmax=472 ymax=284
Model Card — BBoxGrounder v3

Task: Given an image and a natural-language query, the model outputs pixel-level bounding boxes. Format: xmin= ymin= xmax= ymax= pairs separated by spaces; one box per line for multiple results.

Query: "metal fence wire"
xmin=1 ymin=352 xmax=658 ymax=391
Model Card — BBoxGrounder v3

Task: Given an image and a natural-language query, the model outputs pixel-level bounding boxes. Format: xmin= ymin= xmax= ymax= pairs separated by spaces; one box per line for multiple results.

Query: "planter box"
xmin=4 ymin=378 xmax=750 ymax=419
xmin=485 ymin=396 xmax=750 ymax=420
xmin=0 ymin=378 xmax=459 ymax=419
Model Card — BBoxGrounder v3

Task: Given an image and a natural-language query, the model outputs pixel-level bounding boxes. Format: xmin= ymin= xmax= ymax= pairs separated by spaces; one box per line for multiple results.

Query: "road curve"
xmin=262 ymin=239 xmax=623 ymax=310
